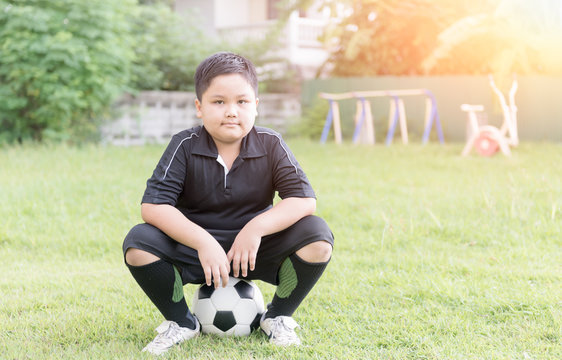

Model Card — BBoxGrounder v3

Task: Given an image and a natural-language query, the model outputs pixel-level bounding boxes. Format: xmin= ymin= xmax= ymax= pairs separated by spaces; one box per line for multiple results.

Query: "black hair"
xmin=194 ymin=52 xmax=258 ymax=101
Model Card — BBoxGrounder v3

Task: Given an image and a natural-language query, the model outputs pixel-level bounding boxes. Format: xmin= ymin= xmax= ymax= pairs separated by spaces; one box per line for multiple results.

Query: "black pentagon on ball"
xmin=213 ymin=311 xmax=237 ymax=332
xmin=234 ymin=280 xmax=254 ymax=299
xmin=198 ymin=284 xmax=214 ymax=299
xmin=250 ymin=312 xmax=262 ymax=331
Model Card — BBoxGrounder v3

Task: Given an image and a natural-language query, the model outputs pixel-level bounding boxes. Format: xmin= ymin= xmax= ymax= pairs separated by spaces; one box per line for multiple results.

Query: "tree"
xmin=128 ymin=0 xmax=305 ymax=92
xmin=423 ymin=0 xmax=562 ymax=77
xmin=228 ymin=0 xmax=320 ymax=93
xmin=0 ymin=0 xmax=136 ymax=143
xmin=304 ymin=0 xmax=562 ymax=77
xmin=128 ymin=3 xmax=217 ymax=92
xmin=316 ymin=0 xmax=472 ymax=76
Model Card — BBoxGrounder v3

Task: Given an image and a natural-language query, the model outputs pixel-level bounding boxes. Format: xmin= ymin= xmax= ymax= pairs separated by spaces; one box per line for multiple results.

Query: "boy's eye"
xmin=238 ymin=100 xmax=249 ymax=104
xmin=214 ymin=100 xmax=224 ymax=104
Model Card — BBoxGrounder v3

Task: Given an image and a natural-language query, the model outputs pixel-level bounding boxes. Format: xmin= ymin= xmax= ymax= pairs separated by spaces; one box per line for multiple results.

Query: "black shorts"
xmin=122 ymin=215 xmax=334 ymax=285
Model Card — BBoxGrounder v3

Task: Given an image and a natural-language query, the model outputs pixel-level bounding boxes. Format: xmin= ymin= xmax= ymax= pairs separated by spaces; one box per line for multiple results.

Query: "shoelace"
xmin=269 ymin=317 xmax=299 ymax=342
xmin=151 ymin=321 xmax=184 ymax=348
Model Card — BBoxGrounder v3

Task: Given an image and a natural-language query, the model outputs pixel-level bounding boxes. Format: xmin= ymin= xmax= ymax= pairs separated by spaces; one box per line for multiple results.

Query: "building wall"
xmin=174 ymin=0 xmax=330 ymax=80
xmin=215 ymin=0 xmax=249 ymax=27
xmin=249 ymin=0 xmax=268 ymax=23
xmin=103 ymin=91 xmax=300 ymax=145
xmin=176 ymin=0 xmax=269 ymax=31
xmin=175 ymin=0 xmax=216 ymax=34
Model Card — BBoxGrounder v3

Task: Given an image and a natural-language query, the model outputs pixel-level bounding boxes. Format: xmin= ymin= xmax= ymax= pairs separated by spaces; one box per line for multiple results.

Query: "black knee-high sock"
xmin=127 ymin=259 xmax=196 ymax=329
xmin=265 ymin=253 xmax=330 ymax=319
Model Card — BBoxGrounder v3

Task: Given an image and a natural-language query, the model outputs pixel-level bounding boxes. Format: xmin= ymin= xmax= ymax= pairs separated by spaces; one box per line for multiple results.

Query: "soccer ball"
xmin=192 ymin=277 xmax=265 ymax=336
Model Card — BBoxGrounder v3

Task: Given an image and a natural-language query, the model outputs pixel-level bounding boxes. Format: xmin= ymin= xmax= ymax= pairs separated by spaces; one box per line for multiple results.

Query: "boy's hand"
xmin=227 ymin=228 xmax=261 ymax=278
xmin=197 ymin=240 xmax=230 ymax=288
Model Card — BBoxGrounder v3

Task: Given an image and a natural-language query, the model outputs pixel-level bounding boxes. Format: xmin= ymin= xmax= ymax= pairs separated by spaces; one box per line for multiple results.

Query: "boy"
xmin=122 ymin=52 xmax=333 ymax=355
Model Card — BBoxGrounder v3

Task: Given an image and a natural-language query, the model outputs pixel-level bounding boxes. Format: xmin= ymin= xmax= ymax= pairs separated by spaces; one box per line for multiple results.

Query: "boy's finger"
xmin=240 ymin=252 xmax=249 ymax=277
xmin=212 ymin=267 xmax=221 ymax=289
xmin=204 ymin=267 xmax=212 ymax=286
xmin=249 ymin=252 xmax=256 ymax=271
xmin=231 ymin=254 xmax=240 ymax=278
xmin=220 ymin=266 xmax=229 ymax=288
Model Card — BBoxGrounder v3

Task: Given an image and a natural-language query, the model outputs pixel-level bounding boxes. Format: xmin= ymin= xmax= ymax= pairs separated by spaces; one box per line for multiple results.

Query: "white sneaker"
xmin=260 ymin=313 xmax=301 ymax=346
xmin=142 ymin=319 xmax=200 ymax=355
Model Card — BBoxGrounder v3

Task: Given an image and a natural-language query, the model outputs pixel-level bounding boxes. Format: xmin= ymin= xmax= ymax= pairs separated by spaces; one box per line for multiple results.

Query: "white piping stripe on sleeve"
xmin=257 ymin=131 xmax=299 ymax=176
xmin=162 ymin=133 xmax=199 ymax=180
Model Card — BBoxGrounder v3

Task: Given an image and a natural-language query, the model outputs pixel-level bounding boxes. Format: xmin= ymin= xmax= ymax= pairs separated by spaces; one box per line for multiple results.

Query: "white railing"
xmin=217 ymin=16 xmax=327 ymax=48
xmin=219 ymin=21 xmax=273 ymax=43
xmin=102 ymin=91 xmax=197 ymax=146
xmin=291 ymin=17 xmax=327 ymax=48
xmin=102 ymin=92 xmax=300 ymax=146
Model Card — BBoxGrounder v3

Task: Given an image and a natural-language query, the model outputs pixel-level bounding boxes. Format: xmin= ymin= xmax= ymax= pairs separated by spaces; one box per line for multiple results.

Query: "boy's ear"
xmin=195 ymin=98 xmax=202 ymax=118
xmin=255 ymin=98 xmax=259 ymax=116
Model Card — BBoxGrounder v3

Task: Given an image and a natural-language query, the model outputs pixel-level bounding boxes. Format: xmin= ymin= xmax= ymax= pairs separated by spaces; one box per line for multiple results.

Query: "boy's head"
xmin=194 ymin=52 xmax=260 ymax=147
xmin=194 ymin=52 xmax=258 ymax=101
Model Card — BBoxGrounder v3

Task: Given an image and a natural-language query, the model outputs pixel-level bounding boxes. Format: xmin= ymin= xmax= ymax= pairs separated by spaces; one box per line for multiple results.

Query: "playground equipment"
xmin=318 ymin=89 xmax=444 ymax=145
xmin=461 ymin=75 xmax=518 ymax=156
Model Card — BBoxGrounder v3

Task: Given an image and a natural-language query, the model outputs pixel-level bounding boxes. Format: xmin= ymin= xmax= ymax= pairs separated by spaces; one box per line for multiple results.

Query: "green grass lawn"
xmin=1 ymin=141 xmax=560 ymax=359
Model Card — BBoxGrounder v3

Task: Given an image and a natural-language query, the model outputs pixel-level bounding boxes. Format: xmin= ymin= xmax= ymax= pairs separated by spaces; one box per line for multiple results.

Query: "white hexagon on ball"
xmin=192 ymin=298 xmax=216 ymax=325
xmin=210 ymin=287 xmax=239 ymax=310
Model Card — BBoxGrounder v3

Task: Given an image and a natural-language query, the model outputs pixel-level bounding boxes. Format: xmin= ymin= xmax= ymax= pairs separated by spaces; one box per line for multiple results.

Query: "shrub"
xmin=128 ymin=4 xmax=217 ymax=92
xmin=287 ymin=98 xmax=329 ymax=140
xmin=0 ymin=0 xmax=135 ymax=143
xmin=127 ymin=3 xmax=293 ymax=93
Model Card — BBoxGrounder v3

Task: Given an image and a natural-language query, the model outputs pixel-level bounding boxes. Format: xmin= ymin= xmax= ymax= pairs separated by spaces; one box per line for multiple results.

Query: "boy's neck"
xmin=214 ymin=140 xmax=242 ymax=169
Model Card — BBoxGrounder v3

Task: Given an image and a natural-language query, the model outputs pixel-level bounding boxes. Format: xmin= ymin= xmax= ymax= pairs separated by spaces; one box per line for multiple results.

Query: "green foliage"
xmin=0 ymin=0 xmax=314 ymax=144
xmin=129 ymin=0 xmax=307 ymax=93
xmin=287 ymin=98 xmax=329 ymax=139
xmin=318 ymin=0 xmax=463 ymax=76
xmin=228 ymin=0 xmax=308 ymax=94
xmin=0 ymin=0 xmax=136 ymax=143
xmin=308 ymin=0 xmax=562 ymax=76
xmin=235 ymin=40 xmax=301 ymax=94
xmin=128 ymin=4 xmax=218 ymax=91
xmin=423 ymin=0 xmax=562 ymax=77
xmin=128 ymin=0 xmax=303 ymax=92
xmin=138 ymin=0 xmax=174 ymax=6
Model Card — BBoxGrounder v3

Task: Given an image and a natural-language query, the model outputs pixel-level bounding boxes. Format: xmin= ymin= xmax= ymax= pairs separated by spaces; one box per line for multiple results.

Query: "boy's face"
xmin=195 ymin=73 xmax=258 ymax=148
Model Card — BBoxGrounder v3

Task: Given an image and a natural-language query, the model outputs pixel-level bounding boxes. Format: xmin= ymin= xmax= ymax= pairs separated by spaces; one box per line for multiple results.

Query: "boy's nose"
xmin=225 ymin=104 xmax=237 ymax=117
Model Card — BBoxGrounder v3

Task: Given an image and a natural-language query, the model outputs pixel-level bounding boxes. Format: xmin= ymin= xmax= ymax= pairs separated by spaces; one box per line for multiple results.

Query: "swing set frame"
xmin=318 ymin=89 xmax=444 ymax=145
